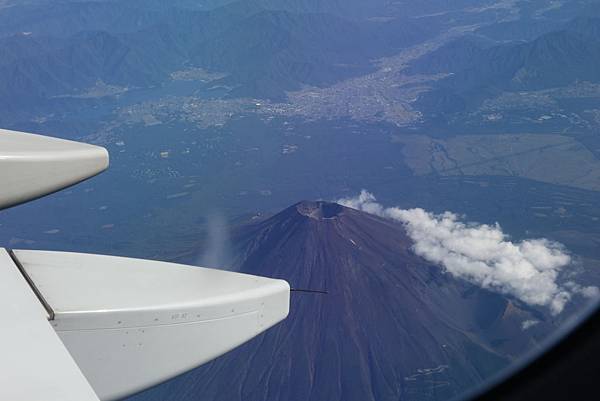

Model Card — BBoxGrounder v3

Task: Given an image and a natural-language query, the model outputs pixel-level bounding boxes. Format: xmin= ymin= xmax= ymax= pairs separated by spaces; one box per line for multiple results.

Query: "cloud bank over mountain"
xmin=339 ymin=190 xmax=598 ymax=314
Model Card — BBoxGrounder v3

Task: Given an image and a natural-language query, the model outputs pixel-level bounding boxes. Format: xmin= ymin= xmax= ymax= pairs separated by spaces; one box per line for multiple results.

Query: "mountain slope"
xmin=129 ymin=201 xmax=549 ymax=401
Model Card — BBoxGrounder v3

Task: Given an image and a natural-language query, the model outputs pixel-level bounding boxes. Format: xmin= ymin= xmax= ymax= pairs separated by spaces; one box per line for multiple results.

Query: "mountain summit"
xmin=133 ymin=201 xmax=549 ymax=401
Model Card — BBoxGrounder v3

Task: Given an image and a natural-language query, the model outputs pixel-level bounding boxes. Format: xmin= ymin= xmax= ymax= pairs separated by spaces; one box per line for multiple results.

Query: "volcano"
xmin=131 ymin=201 xmax=550 ymax=401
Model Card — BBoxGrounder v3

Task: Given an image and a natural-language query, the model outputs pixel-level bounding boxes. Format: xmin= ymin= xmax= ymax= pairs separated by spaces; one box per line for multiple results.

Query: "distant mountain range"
xmin=0 ymin=0 xmax=489 ymax=34
xmin=0 ymin=0 xmax=438 ymax=111
xmin=129 ymin=201 xmax=552 ymax=401
xmin=409 ymin=17 xmax=600 ymax=114
xmin=1 ymin=0 xmax=597 ymax=125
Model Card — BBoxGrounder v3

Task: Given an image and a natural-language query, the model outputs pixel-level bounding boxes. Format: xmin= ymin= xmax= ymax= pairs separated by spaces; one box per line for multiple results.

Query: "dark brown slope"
xmin=130 ymin=201 xmax=549 ymax=401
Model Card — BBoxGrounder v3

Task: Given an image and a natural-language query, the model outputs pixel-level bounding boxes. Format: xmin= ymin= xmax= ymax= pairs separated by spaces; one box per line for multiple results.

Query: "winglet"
xmin=0 ymin=129 xmax=109 ymax=210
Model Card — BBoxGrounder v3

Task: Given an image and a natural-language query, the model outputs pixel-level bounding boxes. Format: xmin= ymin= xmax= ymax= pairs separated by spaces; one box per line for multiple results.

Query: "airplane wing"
xmin=0 ymin=248 xmax=100 ymax=401
xmin=0 ymin=129 xmax=290 ymax=401
xmin=0 ymin=128 xmax=108 ymax=210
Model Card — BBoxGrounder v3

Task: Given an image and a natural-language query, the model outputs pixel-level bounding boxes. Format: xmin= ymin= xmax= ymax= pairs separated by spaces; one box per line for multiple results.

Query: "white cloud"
xmin=521 ymin=320 xmax=540 ymax=330
xmin=338 ymin=190 xmax=598 ymax=315
xmin=565 ymin=281 xmax=600 ymax=298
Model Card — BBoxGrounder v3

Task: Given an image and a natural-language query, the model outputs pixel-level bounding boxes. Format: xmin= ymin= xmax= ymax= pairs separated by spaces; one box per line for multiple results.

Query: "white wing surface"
xmin=9 ymin=249 xmax=290 ymax=401
xmin=0 ymin=249 xmax=100 ymax=401
xmin=0 ymin=128 xmax=108 ymax=210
